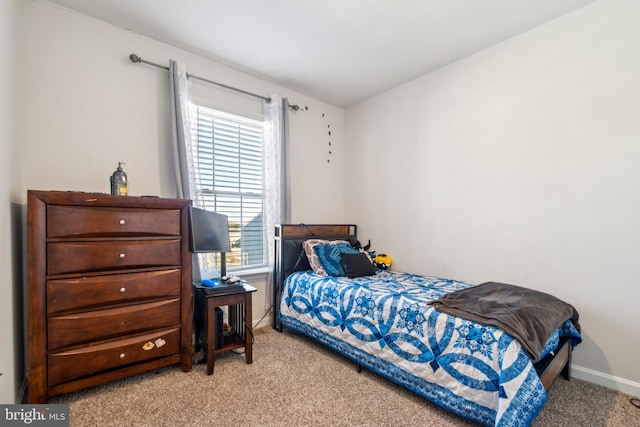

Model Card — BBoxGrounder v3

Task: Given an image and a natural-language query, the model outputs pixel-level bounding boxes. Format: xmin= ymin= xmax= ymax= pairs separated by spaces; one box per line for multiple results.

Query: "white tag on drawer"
xmin=155 ymin=338 xmax=167 ymax=348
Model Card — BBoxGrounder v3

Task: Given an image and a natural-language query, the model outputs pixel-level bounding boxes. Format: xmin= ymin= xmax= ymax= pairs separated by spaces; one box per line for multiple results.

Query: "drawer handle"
xmin=119 ymin=353 xmax=126 ymax=359
xmin=119 ymin=219 xmax=126 ymax=225
xmin=119 ymin=253 xmax=126 ymax=259
xmin=120 ymin=287 xmax=126 ymax=293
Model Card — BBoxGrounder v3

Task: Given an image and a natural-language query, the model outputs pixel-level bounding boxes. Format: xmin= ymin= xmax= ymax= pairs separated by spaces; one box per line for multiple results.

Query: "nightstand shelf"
xmin=215 ymin=334 xmax=245 ymax=353
xmin=194 ymin=282 xmax=257 ymax=375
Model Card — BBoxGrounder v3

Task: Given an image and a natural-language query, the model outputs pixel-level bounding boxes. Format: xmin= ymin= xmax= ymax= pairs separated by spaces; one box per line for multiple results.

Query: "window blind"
xmin=191 ymin=106 xmax=266 ymax=269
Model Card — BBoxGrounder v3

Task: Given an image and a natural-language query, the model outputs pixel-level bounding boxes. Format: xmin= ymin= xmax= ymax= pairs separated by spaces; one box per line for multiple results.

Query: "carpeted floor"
xmin=51 ymin=327 xmax=640 ymax=426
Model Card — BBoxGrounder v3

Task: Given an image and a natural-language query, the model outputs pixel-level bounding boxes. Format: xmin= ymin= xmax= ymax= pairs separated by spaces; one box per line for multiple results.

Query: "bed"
xmin=272 ymin=224 xmax=581 ymax=427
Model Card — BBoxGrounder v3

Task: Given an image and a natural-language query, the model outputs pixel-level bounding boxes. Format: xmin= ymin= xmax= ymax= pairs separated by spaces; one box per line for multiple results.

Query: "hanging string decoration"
xmin=323 ymin=113 xmax=332 ymax=164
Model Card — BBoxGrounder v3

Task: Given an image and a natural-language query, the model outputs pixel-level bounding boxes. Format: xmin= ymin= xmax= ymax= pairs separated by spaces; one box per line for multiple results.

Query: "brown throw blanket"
xmin=428 ymin=282 xmax=580 ymax=362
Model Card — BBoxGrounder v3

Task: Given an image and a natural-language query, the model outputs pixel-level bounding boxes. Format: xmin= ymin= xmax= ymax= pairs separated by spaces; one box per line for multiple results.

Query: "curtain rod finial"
xmin=129 ymin=54 xmax=141 ymax=63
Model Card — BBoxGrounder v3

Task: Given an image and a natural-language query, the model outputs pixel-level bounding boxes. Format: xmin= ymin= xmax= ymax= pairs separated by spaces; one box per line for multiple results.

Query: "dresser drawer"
xmin=47 ymin=206 xmax=181 ymax=238
xmin=47 ymin=239 xmax=181 ymax=275
xmin=47 ymin=270 xmax=181 ymax=314
xmin=47 ymin=299 xmax=181 ymax=350
xmin=48 ymin=327 xmax=181 ymax=386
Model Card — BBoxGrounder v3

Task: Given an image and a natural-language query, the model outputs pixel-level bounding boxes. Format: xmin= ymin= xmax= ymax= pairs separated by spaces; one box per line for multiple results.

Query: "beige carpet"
xmin=51 ymin=327 xmax=640 ymax=426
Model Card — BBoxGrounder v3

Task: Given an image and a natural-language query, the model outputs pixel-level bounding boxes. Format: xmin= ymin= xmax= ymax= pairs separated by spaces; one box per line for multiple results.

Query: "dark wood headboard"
xmin=272 ymin=224 xmax=357 ymax=330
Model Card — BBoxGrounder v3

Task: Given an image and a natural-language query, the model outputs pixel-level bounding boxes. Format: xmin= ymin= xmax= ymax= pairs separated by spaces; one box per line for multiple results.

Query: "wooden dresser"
xmin=27 ymin=190 xmax=193 ymax=403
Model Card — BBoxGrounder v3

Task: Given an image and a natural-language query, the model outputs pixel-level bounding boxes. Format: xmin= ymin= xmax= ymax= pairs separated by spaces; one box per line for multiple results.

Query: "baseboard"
xmin=572 ymin=364 xmax=640 ymax=397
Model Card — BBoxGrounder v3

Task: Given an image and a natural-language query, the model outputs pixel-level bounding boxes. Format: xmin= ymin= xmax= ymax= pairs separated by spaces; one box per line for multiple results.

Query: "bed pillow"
xmin=302 ymin=239 xmax=349 ymax=276
xmin=341 ymin=252 xmax=377 ymax=278
xmin=313 ymin=242 xmax=361 ymax=277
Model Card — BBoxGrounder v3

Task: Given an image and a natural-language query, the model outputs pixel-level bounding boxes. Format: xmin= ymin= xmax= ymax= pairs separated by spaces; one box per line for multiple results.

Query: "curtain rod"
xmin=129 ymin=53 xmax=272 ymax=103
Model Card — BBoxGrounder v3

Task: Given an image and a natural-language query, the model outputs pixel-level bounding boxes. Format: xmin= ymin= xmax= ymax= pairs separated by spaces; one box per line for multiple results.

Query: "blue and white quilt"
xmin=278 ymin=270 xmax=581 ymax=427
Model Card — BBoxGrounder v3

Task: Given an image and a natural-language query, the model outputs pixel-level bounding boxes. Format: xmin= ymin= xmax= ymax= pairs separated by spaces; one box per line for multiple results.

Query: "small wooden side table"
xmin=194 ymin=283 xmax=257 ymax=375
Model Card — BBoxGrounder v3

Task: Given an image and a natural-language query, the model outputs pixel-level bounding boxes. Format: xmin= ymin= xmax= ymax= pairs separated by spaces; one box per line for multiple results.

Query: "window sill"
xmin=227 ymin=266 xmax=270 ymax=278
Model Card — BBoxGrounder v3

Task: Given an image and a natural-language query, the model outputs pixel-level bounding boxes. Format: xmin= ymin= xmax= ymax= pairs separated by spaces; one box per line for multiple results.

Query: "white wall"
xmin=5 ymin=0 xmax=346 ymax=403
xmin=0 ymin=0 xmax=22 ymax=404
xmin=345 ymin=0 xmax=640 ymax=395
xmin=16 ymin=0 xmax=346 ymax=218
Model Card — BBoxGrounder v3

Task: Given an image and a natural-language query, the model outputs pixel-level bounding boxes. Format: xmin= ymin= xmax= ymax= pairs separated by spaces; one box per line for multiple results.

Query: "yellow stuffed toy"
xmin=374 ymin=254 xmax=392 ymax=270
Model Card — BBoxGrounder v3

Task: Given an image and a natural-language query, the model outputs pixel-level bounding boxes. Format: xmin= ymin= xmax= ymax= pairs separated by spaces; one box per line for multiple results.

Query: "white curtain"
xmin=280 ymin=97 xmax=292 ymax=224
xmin=170 ymin=59 xmax=215 ymax=282
xmin=263 ymin=94 xmax=290 ymax=310
xmin=169 ymin=60 xmax=195 ymax=200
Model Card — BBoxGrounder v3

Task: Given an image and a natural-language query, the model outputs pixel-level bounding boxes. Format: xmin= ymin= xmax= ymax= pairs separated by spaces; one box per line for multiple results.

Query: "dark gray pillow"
xmin=341 ymin=252 xmax=376 ymax=278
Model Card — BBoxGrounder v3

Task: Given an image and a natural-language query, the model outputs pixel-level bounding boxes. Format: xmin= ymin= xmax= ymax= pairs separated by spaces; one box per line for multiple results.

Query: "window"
xmin=190 ymin=105 xmax=266 ymax=271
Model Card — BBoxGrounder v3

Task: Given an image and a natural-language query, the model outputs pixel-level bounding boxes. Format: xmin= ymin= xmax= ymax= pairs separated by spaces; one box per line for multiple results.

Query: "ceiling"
xmin=46 ymin=0 xmax=597 ymax=108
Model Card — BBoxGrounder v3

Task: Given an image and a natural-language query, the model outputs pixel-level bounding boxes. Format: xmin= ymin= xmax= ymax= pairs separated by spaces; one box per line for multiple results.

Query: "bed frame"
xmin=272 ymin=223 xmax=572 ymax=391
